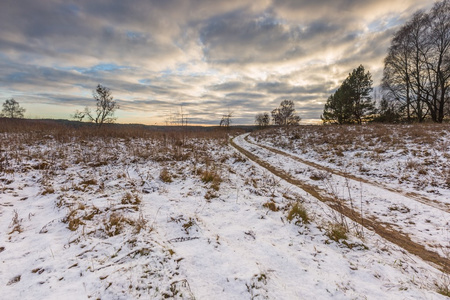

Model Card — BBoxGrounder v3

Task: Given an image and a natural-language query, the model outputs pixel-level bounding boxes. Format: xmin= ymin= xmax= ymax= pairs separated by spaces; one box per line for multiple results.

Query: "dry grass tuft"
xmin=325 ymin=222 xmax=348 ymax=242
xmin=9 ymin=210 xmax=23 ymax=234
xmin=160 ymin=167 xmax=173 ymax=183
xmin=121 ymin=192 xmax=142 ymax=205
xmin=287 ymin=202 xmax=309 ymax=225
xmin=104 ymin=213 xmax=130 ymax=237
xmin=262 ymin=201 xmax=279 ymax=212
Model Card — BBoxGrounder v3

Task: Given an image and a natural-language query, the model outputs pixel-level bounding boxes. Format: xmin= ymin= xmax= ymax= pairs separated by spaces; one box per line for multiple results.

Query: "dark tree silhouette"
xmin=220 ymin=111 xmax=233 ymax=128
xmin=382 ymin=0 xmax=450 ymax=123
xmin=271 ymin=100 xmax=301 ymax=126
xmin=1 ymin=98 xmax=25 ymax=118
xmin=322 ymin=65 xmax=374 ymax=124
xmin=255 ymin=112 xmax=270 ymax=127
xmin=73 ymin=84 xmax=119 ymax=126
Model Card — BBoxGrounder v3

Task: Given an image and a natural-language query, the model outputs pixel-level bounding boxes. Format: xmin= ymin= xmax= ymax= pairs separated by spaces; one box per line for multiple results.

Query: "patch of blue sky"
xmin=68 ymin=63 xmax=128 ymax=74
xmin=368 ymin=15 xmax=402 ymax=32
xmin=159 ymin=68 xmax=174 ymax=78
xmin=62 ymin=3 xmax=81 ymax=15
xmin=126 ymin=31 xmax=151 ymax=44
xmin=126 ymin=31 xmax=146 ymax=39
xmin=6 ymin=72 xmax=27 ymax=81
xmin=139 ymin=79 xmax=151 ymax=85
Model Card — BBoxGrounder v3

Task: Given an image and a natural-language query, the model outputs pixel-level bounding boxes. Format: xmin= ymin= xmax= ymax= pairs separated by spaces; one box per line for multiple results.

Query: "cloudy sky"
xmin=0 ymin=0 xmax=434 ymax=125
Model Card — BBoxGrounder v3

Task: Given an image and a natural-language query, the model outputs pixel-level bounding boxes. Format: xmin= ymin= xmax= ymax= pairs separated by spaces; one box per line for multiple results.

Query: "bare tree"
xmin=220 ymin=111 xmax=233 ymax=128
xmin=427 ymin=0 xmax=450 ymax=123
xmin=73 ymin=84 xmax=119 ymax=126
xmin=382 ymin=26 xmax=414 ymax=121
xmin=255 ymin=112 xmax=270 ymax=127
xmin=382 ymin=0 xmax=450 ymax=123
xmin=1 ymin=98 xmax=25 ymax=118
xmin=271 ymin=100 xmax=301 ymax=126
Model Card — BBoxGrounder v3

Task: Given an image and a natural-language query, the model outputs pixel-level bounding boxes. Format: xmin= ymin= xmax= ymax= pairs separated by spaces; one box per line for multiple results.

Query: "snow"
xmin=0 ymin=130 xmax=448 ymax=299
xmin=240 ymin=132 xmax=450 ymax=259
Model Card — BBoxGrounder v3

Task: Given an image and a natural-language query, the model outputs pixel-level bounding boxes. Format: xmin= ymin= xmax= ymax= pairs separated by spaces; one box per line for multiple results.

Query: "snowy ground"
xmin=250 ymin=124 xmax=450 ymax=203
xmin=241 ymin=130 xmax=450 ymax=260
xmin=0 ymin=126 xmax=449 ymax=299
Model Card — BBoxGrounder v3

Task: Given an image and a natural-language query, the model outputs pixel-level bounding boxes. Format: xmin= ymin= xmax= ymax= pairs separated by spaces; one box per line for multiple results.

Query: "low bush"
xmin=287 ymin=203 xmax=309 ymax=225
xmin=326 ymin=222 xmax=348 ymax=242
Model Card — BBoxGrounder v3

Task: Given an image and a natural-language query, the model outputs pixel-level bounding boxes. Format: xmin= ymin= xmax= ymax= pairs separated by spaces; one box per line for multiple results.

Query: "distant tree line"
xmin=254 ymin=100 xmax=301 ymax=127
xmin=381 ymin=0 xmax=450 ymax=123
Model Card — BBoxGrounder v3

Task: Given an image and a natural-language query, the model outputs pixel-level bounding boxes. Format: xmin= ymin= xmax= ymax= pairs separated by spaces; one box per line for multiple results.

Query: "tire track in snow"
xmin=231 ymin=134 xmax=450 ymax=274
xmin=245 ymin=135 xmax=450 ymax=214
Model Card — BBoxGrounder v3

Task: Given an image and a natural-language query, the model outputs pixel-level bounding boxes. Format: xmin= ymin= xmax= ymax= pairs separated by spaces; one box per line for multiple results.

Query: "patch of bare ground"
xmin=231 ymin=137 xmax=450 ymax=273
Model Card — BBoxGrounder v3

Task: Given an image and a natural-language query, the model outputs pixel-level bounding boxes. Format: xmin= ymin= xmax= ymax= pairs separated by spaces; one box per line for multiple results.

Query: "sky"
xmin=0 ymin=0 xmax=435 ymax=125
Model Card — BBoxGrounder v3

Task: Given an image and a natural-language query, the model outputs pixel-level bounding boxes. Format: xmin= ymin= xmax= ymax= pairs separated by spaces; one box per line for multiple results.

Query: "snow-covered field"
xmin=1 ymin=122 xmax=449 ymax=299
xmin=250 ymin=124 xmax=450 ymax=203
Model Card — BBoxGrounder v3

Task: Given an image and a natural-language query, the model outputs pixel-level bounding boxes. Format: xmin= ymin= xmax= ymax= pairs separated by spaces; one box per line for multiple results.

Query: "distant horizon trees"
xmin=255 ymin=112 xmax=270 ymax=127
xmin=322 ymin=65 xmax=375 ymax=124
xmin=381 ymin=0 xmax=450 ymax=123
xmin=253 ymin=100 xmax=301 ymax=128
xmin=220 ymin=111 xmax=233 ymax=128
xmin=1 ymin=98 xmax=26 ymax=118
xmin=73 ymin=84 xmax=119 ymax=127
xmin=271 ymin=100 xmax=301 ymax=126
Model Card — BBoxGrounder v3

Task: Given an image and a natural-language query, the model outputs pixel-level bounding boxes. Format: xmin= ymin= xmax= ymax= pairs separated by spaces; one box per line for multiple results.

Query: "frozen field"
xmin=1 ymin=121 xmax=449 ymax=299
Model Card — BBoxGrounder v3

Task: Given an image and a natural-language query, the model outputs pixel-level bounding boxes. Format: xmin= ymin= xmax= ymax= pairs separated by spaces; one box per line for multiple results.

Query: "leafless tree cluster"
xmin=164 ymin=106 xmax=189 ymax=126
xmin=220 ymin=112 xmax=233 ymax=128
xmin=382 ymin=0 xmax=450 ymax=123
xmin=255 ymin=112 xmax=270 ymax=127
xmin=254 ymin=100 xmax=301 ymax=127
xmin=271 ymin=100 xmax=301 ymax=126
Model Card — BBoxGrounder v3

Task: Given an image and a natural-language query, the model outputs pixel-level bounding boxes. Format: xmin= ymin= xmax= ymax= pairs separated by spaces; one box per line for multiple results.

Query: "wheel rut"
xmin=231 ymin=135 xmax=450 ymax=274
xmin=244 ymin=135 xmax=450 ymax=214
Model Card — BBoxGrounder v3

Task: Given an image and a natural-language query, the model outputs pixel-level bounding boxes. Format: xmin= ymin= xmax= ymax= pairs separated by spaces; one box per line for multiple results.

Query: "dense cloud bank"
xmin=0 ymin=0 xmax=432 ymax=124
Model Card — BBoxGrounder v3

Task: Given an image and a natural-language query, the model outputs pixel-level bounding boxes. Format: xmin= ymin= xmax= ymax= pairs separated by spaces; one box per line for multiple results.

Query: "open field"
xmin=1 ymin=119 xmax=449 ymax=299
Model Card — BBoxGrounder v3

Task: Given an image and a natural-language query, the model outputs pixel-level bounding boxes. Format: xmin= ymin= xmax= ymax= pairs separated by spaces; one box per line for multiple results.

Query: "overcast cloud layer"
xmin=0 ymin=0 xmax=434 ymax=124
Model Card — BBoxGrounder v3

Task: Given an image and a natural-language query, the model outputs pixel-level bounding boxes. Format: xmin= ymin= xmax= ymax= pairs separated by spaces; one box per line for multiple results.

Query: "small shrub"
xmin=335 ymin=149 xmax=344 ymax=157
xmin=287 ymin=203 xmax=309 ymax=225
xmin=9 ymin=210 xmax=23 ymax=234
xmin=263 ymin=201 xmax=278 ymax=212
xmin=63 ymin=208 xmax=85 ymax=231
xmin=41 ymin=186 xmax=55 ymax=195
xmin=104 ymin=213 xmax=128 ymax=236
xmin=121 ymin=192 xmax=141 ymax=205
xmin=436 ymin=278 xmax=450 ymax=297
xmin=326 ymin=222 xmax=348 ymax=242
xmin=182 ymin=218 xmax=196 ymax=234
xmin=200 ymin=169 xmax=216 ymax=183
xmin=418 ymin=168 xmax=427 ymax=175
xmin=160 ymin=167 xmax=173 ymax=183
xmin=200 ymin=169 xmax=222 ymax=191
xmin=133 ymin=212 xmax=147 ymax=234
